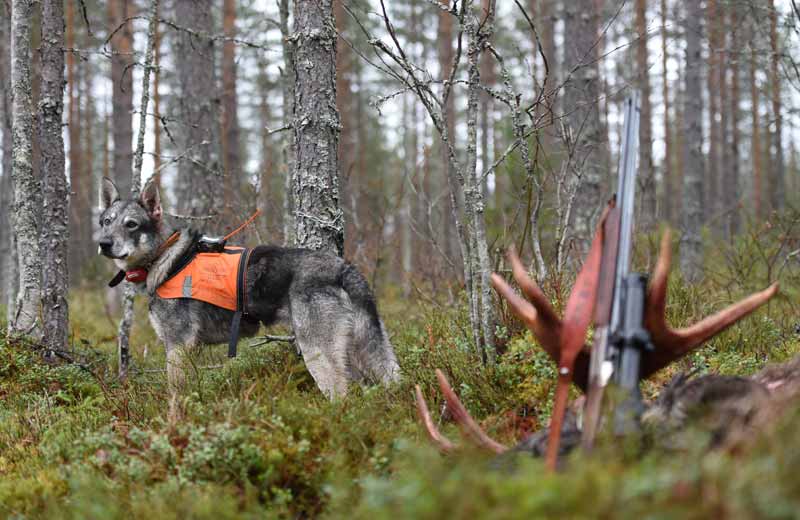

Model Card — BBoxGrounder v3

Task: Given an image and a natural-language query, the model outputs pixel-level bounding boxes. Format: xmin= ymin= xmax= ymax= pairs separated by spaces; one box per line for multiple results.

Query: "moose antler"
xmin=415 ymin=370 xmax=508 ymax=454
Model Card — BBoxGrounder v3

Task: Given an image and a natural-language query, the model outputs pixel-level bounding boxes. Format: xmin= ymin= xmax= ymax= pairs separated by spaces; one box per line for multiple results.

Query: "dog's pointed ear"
xmin=100 ymin=177 xmax=120 ymax=210
xmin=140 ymin=176 xmax=162 ymax=220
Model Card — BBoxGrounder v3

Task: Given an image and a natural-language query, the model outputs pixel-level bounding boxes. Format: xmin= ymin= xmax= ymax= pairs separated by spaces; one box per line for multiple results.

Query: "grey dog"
xmin=98 ymin=177 xmax=400 ymax=403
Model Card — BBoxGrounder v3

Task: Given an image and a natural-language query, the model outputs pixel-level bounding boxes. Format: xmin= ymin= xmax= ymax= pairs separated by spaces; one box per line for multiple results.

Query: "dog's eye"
xmin=125 ymin=221 xmax=138 ymax=229
xmin=102 ymin=218 xmax=111 ymax=227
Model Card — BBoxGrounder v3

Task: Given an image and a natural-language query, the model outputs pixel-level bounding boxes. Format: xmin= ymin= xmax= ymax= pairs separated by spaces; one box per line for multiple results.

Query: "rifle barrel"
xmin=609 ymin=93 xmax=641 ymax=335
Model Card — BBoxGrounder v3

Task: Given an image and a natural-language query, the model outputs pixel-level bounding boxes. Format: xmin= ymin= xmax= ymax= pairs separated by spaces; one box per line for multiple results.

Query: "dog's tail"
xmin=341 ymin=263 xmax=401 ymax=385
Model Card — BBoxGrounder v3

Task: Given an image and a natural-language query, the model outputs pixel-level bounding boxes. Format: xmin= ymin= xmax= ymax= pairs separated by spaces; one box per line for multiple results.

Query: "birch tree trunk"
xmin=117 ymin=0 xmax=159 ymax=379
xmin=38 ymin=0 xmax=70 ymax=351
xmin=464 ymin=1 xmax=496 ymax=364
xmin=9 ymin=0 xmax=42 ymax=338
xmin=291 ymin=0 xmax=344 ymax=256
xmin=680 ymin=0 xmax=704 ymax=282
xmin=279 ymin=0 xmax=295 ymax=246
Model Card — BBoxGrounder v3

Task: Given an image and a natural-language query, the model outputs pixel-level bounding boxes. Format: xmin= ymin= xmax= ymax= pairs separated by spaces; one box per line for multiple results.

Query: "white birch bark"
xmin=464 ymin=1 xmax=496 ymax=364
xmin=9 ymin=0 xmax=42 ymax=338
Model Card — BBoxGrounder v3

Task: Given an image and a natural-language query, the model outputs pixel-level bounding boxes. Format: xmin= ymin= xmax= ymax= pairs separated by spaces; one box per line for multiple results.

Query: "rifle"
xmin=582 ymin=93 xmax=651 ymax=445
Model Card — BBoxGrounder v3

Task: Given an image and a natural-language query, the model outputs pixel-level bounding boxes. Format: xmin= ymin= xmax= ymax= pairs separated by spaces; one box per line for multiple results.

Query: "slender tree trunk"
xmin=660 ymin=0 xmax=673 ymax=224
xmin=718 ymin=2 xmax=731 ymax=235
xmin=437 ymin=2 xmax=460 ymax=266
xmin=10 ymin=0 xmax=42 ymax=337
xmin=81 ymin=40 xmax=95 ymax=251
xmin=563 ymin=0 xmax=605 ymax=242
xmin=108 ymin=0 xmax=133 ymax=197
xmin=465 ymin=1 xmax=496 ymax=363
xmin=749 ymin=30 xmax=763 ymax=218
xmin=768 ymin=0 xmax=784 ymax=211
xmin=401 ymin=92 xmax=413 ymax=298
xmin=540 ymin=0 xmax=558 ymax=121
xmin=65 ymin=0 xmax=85 ymax=280
xmin=727 ymin=7 xmax=741 ymax=236
xmin=117 ymin=0 xmax=159 ymax=379
xmin=479 ymin=0 xmax=494 ymax=205
xmin=39 ymin=0 xmax=69 ymax=351
xmin=706 ymin=0 xmax=720 ymax=226
xmin=680 ymin=0 xmax=704 ymax=282
xmin=174 ymin=0 xmax=220 ymax=224
xmin=152 ymin=4 xmax=162 ymax=177
xmin=257 ymin=58 xmax=277 ymax=238
xmin=635 ymin=0 xmax=655 ymax=229
xmin=674 ymin=47 xmax=684 ymax=211
xmin=221 ymin=0 xmax=242 ymax=220
xmin=291 ymin=0 xmax=343 ymax=256
xmin=279 ymin=0 xmax=295 ymax=246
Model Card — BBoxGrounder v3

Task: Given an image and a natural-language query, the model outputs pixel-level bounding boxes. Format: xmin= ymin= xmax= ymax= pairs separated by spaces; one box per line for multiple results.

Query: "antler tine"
xmin=643 ymin=229 xmax=779 ymax=379
xmin=647 ymin=229 xmax=672 ymax=319
xmin=507 ymin=246 xmax=561 ymax=326
xmin=435 ymin=369 xmax=508 ymax=454
xmin=414 ymin=385 xmax=457 ymax=453
xmin=491 ymin=248 xmax=563 ymax=363
xmin=491 ymin=273 xmax=563 ymax=364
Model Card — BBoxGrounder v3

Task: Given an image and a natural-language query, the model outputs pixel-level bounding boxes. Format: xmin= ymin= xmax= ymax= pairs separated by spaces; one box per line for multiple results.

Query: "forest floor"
xmin=2 ymin=225 xmax=800 ymax=518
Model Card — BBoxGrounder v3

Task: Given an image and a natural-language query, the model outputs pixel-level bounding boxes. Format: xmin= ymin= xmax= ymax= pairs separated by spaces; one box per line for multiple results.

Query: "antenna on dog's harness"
xmin=224 ymin=209 xmax=262 ymax=241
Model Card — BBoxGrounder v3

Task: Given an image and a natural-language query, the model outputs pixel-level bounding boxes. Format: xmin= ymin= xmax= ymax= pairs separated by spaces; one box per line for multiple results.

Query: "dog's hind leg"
xmin=340 ymin=263 xmax=401 ymax=385
xmin=289 ymin=289 xmax=352 ymax=399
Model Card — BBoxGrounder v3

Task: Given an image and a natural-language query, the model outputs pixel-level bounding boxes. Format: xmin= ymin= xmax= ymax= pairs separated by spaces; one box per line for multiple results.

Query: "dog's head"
xmin=97 ymin=177 xmax=163 ymax=270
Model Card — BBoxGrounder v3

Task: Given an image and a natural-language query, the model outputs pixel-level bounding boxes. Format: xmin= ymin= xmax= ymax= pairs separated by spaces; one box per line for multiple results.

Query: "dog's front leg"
xmin=166 ymin=343 xmax=190 ymax=424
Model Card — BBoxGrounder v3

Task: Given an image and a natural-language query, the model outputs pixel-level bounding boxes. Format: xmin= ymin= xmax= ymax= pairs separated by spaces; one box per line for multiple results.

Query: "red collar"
xmin=125 ymin=268 xmax=149 ymax=284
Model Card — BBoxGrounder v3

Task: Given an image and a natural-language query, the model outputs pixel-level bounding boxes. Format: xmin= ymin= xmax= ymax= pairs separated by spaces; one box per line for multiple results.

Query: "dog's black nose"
xmin=98 ymin=237 xmax=113 ymax=254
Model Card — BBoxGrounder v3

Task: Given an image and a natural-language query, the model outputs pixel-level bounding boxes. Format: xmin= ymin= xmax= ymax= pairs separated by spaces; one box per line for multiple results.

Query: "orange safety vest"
xmin=156 ymin=246 xmax=250 ymax=312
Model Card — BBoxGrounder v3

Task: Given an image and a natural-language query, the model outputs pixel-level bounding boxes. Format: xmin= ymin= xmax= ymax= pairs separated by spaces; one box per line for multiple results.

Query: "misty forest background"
xmin=2 ymin=0 xmax=800 ymax=517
